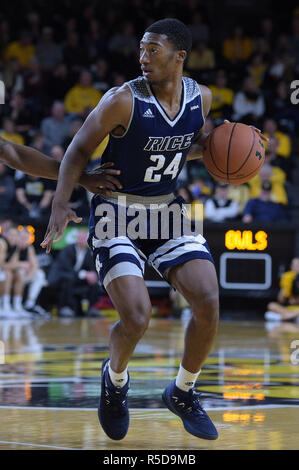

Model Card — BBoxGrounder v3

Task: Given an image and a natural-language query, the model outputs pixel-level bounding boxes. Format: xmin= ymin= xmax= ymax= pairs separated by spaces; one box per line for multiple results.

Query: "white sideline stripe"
xmin=0 ymin=404 xmax=297 ymax=412
xmin=0 ymin=440 xmax=78 ymax=450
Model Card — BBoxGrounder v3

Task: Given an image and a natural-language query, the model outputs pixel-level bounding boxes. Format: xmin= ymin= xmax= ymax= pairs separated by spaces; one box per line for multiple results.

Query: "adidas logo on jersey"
xmin=143 ymin=108 xmax=155 ymax=118
xmin=190 ymin=105 xmax=199 ymax=111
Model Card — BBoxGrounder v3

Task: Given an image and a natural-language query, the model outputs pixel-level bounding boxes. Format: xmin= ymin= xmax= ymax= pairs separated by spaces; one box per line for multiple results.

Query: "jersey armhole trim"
xmin=110 ymin=84 xmax=135 ymax=139
xmin=198 ymin=84 xmax=206 ymax=126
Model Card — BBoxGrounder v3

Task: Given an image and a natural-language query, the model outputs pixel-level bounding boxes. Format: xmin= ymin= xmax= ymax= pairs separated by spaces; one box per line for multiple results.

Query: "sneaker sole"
xmin=162 ymin=390 xmax=218 ymax=440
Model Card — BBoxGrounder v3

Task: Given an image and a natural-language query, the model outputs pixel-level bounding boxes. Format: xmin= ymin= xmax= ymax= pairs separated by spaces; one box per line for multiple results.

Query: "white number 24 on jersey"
xmin=144 ymin=153 xmax=182 ymax=183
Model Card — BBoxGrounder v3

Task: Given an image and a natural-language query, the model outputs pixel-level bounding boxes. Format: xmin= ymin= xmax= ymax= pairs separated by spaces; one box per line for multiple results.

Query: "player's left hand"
xmin=223 ymin=120 xmax=269 ymax=143
xmin=80 ymin=162 xmax=122 ymax=196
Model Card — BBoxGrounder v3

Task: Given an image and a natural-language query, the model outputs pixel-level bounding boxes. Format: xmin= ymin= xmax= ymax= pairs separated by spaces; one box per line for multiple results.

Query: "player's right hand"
xmin=40 ymin=205 xmax=82 ymax=254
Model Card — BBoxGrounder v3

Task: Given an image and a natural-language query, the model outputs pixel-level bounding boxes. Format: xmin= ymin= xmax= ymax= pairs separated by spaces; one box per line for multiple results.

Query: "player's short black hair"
xmin=145 ymin=18 xmax=192 ymax=59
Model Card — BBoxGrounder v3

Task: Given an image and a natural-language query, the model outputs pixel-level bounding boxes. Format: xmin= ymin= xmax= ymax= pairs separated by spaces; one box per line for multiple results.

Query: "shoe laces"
xmin=104 ymin=381 xmax=128 ymax=417
xmin=172 ymin=389 xmax=205 ymax=415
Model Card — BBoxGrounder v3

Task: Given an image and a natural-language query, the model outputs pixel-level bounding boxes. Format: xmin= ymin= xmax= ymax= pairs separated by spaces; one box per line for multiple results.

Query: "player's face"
xmin=139 ymin=33 xmax=184 ymax=84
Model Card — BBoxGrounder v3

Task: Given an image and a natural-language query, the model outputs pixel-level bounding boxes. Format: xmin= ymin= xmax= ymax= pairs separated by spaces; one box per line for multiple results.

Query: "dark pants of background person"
xmin=50 ymin=272 xmax=101 ymax=315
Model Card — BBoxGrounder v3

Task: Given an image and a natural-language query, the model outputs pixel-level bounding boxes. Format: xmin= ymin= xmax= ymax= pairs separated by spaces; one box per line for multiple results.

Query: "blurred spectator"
xmin=23 ymin=56 xmax=47 ymax=111
xmin=62 ymin=118 xmax=83 ymax=149
xmin=266 ymin=54 xmax=288 ymax=85
xmin=169 ymin=288 xmax=191 ymax=322
xmin=264 ymin=137 xmax=292 ymax=179
xmin=186 ymin=41 xmax=215 ymax=80
xmin=242 ymin=181 xmax=288 ymax=223
xmin=26 ymin=11 xmax=41 ymax=42
xmin=189 ymin=174 xmax=212 ymax=204
xmin=35 ymin=26 xmax=63 ymax=71
xmin=291 ymin=16 xmax=299 ymax=73
xmin=274 ymin=34 xmax=294 ymax=79
xmin=3 ymin=30 xmax=35 ymax=68
xmin=247 ymin=53 xmax=267 ymax=88
xmin=0 ymin=163 xmax=15 ymax=218
xmin=232 ymin=76 xmax=265 ymax=127
xmin=0 ymin=225 xmax=31 ymax=317
xmin=15 ymin=174 xmax=55 ymax=223
xmin=108 ymin=21 xmax=139 ymax=73
xmin=16 ymin=228 xmax=48 ymax=316
xmin=85 ymin=20 xmax=108 ymax=62
xmin=1 ymin=58 xmax=24 ymax=98
xmin=248 ymin=162 xmax=288 ymax=205
xmin=91 ymin=59 xmax=110 ymax=93
xmin=263 ymin=118 xmax=291 ymax=159
xmin=48 ymin=63 xmax=73 ymax=102
xmin=111 ymin=73 xmax=126 ymax=88
xmin=41 ymin=101 xmax=71 ymax=151
xmin=49 ymin=144 xmax=90 ymax=219
xmin=0 ymin=19 xmax=11 ymax=50
xmin=258 ymin=17 xmax=276 ymax=50
xmin=266 ymin=80 xmax=299 ymax=133
xmin=188 ymin=11 xmax=210 ymax=43
xmin=222 ymin=26 xmax=253 ymax=63
xmin=64 ymin=70 xmax=102 ymax=116
xmin=108 ymin=21 xmax=138 ymax=57
xmin=30 ymin=130 xmax=48 ymax=154
xmin=65 ymin=17 xmax=78 ymax=35
xmin=205 ymin=182 xmax=239 ymax=222
xmin=63 ymin=31 xmax=88 ymax=73
xmin=265 ymin=257 xmax=299 ymax=322
xmin=8 ymin=92 xmax=35 ymax=139
xmin=277 ymin=258 xmax=299 ymax=304
xmin=227 ymin=183 xmax=251 ymax=216
xmin=0 ymin=118 xmax=25 ymax=145
xmin=47 ymin=230 xmax=102 ymax=317
xmin=209 ymin=70 xmax=234 ymax=121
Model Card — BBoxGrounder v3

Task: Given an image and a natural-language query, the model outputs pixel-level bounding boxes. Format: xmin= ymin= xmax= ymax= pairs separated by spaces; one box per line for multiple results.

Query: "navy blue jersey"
xmin=100 ymin=76 xmax=205 ymax=196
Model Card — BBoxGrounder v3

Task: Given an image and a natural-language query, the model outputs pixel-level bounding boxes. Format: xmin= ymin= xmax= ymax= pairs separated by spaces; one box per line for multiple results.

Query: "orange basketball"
xmin=203 ymin=122 xmax=265 ymax=184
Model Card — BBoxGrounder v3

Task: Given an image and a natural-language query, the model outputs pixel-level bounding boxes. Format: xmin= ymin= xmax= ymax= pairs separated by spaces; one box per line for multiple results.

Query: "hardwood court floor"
xmin=0 ymin=316 xmax=298 ymax=450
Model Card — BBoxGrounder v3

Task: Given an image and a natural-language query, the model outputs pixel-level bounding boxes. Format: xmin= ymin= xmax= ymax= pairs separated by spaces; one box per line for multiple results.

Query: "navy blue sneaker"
xmin=98 ymin=357 xmax=130 ymax=440
xmin=162 ymin=381 xmax=218 ymax=440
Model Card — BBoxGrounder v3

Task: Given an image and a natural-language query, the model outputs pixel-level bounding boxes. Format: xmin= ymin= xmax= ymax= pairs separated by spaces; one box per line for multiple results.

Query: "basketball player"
xmin=41 ymin=19 xmax=266 ymax=441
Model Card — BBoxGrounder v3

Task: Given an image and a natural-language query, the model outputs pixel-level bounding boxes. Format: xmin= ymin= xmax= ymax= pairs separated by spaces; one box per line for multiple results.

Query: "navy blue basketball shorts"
xmin=88 ymin=192 xmax=214 ymax=290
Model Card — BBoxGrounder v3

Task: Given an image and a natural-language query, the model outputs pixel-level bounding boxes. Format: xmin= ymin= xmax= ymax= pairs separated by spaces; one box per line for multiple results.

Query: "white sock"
xmin=13 ymin=295 xmax=23 ymax=310
xmin=175 ymin=364 xmax=201 ymax=392
xmin=3 ymin=295 xmax=11 ymax=310
xmin=108 ymin=361 xmax=128 ymax=388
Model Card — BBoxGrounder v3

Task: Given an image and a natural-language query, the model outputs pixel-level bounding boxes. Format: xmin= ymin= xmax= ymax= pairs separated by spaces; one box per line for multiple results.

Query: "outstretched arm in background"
xmin=0 ymin=137 xmax=121 ymax=195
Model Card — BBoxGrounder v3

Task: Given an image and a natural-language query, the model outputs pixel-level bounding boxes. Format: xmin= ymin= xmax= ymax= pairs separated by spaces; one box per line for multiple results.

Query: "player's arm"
xmin=186 ymin=85 xmax=212 ymax=161
xmin=0 ymin=137 xmax=60 ymax=179
xmin=41 ymin=86 xmax=132 ymax=253
xmin=0 ymin=137 xmax=121 ymax=195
